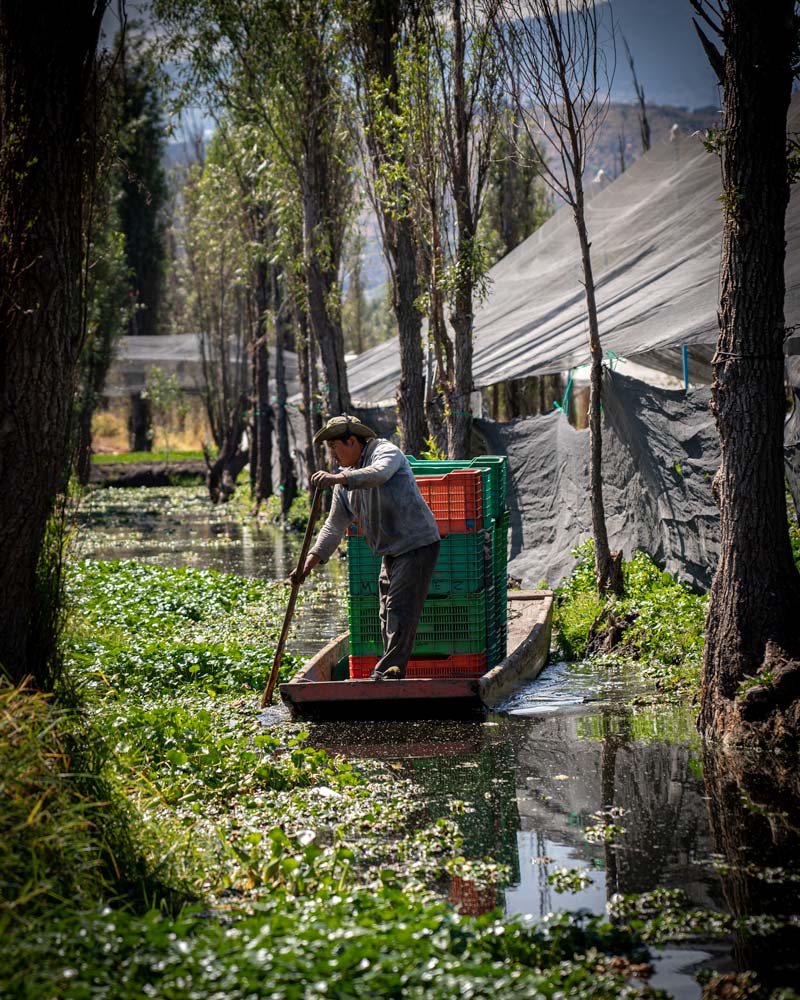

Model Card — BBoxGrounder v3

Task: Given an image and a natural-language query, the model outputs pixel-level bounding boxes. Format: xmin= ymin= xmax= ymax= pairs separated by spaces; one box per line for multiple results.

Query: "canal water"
xmin=76 ymin=486 xmax=800 ymax=999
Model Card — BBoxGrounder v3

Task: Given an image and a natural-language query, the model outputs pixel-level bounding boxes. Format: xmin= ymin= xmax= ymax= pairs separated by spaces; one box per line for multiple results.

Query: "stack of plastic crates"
xmin=346 ymin=455 xmax=508 ymax=679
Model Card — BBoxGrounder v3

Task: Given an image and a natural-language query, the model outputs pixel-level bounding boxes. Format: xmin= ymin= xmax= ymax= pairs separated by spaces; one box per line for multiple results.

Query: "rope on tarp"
xmin=553 ymin=371 xmax=574 ymax=416
xmin=553 ymin=352 xmax=622 ymax=419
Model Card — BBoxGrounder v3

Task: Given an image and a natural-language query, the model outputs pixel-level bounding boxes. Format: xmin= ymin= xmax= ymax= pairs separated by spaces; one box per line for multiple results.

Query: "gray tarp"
xmin=348 ymin=96 xmax=800 ymax=404
xmin=476 ymin=370 xmax=799 ymax=591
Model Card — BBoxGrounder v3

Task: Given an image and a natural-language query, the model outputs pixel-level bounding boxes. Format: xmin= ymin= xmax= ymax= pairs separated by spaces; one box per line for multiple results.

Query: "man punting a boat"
xmin=290 ymin=414 xmax=440 ymax=681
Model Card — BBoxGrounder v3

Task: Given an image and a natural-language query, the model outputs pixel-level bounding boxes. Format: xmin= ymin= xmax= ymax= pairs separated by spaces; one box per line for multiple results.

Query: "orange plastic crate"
xmin=416 ymin=470 xmax=483 ymax=533
xmin=349 ymin=652 xmax=487 ymax=679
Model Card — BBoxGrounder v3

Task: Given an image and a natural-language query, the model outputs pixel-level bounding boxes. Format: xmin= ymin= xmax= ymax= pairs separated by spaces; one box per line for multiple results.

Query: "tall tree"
xmin=349 ymin=0 xmax=427 ymax=455
xmin=249 ymin=243 xmax=274 ymax=509
xmin=0 ymin=0 xmax=106 ymax=686
xmin=75 ymin=54 xmax=134 ymax=486
xmin=116 ymin=28 xmax=168 ymax=451
xmin=690 ymin=0 xmax=800 ymax=747
xmin=392 ymin=1 xmax=503 ymax=458
xmin=180 ymin=145 xmax=251 ymax=502
xmin=392 ymin=23 xmax=451 ymax=452
xmin=427 ymin=0 xmax=504 ymax=459
xmin=157 ymin=0 xmax=355 ymax=418
xmin=496 ymin=0 xmax=621 ymax=595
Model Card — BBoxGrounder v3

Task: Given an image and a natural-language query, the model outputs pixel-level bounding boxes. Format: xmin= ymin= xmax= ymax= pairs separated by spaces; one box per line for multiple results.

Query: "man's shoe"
xmin=369 ymin=666 xmax=404 ymax=681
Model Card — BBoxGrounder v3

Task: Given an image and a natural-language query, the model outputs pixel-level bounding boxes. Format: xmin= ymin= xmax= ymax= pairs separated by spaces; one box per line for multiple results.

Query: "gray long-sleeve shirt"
xmin=310 ymin=438 xmax=440 ymax=562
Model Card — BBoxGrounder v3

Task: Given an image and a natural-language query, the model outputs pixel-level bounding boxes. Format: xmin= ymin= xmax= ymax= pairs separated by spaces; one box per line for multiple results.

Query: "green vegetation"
xmin=6 ymin=892 xmax=662 ymax=1000
xmin=65 ymin=560 xmax=302 ymax=697
xmin=4 ymin=557 xmax=672 ymax=999
xmin=552 ymin=549 xmax=605 ymax=660
xmin=92 ymin=451 xmax=208 ymax=464
xmin=788 ymin=487 xmax=800 ymax=573
xmin=554 ymin=540 xmax=706 ymax=698
xmin=261 ymin=489 xmax=313 ymax=531
xmin=608 ymin=888 xmax=786 ymax=944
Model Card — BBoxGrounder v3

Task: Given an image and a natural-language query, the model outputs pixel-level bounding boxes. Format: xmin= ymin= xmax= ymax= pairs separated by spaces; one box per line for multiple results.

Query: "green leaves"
xmin=65 ymin=559 xmax=299 ymax=698
xmin=553 ymin=540 xmax=706 ymax=699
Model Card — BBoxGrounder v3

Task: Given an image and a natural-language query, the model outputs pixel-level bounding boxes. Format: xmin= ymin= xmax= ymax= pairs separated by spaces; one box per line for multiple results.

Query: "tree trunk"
xmin=302 ymin=127 xmax=350 ymax=417
xmin=272 ymin=263 xmax=297 ymax=516
xmin=575 ymin=204 xmax=622 ymax=596
xmin=356 ymin=0 xmax=426 ymax=456
xmin=206 ymin=394 xmax=249 ymax=504
xmin=251 ymin=259 xmax=273 ymax=508
xmin=394 ymin=215 xmax=426 ymax=457
xmin=447 ymin=0 xmax=475 ymax=462
xmin=253 ymin=336 xmax=273 ymax=500
xmin=309 ymin=316 xmax=325 ymax=472
xmin=0 ymin=0 xmax=105 ymax=686
xmin=249 ymin=345 xmax=258 ymax=494
xmin=75 ymin=400 xmax=93 ymax=487
xmin=129 ymin=391 xmax=152 ymax=451
xmin=424 ymin=235 xmax=454 ymax=454
xmin=449 ymin=298 xmax=473 ymax=459
xmin=294 ymin=296 xmax=317 ymax=483
xmin=699 ymin=1 xmax=800 ymax=748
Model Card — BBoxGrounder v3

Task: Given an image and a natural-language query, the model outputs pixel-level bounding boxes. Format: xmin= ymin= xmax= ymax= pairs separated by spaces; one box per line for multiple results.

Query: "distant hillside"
xmin=584 ymin=102 xmax=719 ymax=180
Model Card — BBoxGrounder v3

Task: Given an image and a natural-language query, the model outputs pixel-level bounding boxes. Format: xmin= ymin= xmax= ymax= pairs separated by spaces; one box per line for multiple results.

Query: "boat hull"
xmin=280 ymin=590 xmax=553 ymax=721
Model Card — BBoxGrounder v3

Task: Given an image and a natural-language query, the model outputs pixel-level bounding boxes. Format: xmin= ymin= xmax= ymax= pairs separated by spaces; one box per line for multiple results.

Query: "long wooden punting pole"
xmin=260 ymin=486 xmax=324 ymax=707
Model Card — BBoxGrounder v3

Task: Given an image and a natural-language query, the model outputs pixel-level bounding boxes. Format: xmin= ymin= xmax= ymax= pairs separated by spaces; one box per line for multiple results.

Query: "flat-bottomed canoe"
xmin=280 ymin=590 xmax=553 ymax=720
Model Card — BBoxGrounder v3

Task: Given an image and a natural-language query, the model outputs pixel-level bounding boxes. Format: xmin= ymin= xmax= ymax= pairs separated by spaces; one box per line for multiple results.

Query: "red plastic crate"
xmin=349 ymin=652 xmax=487 ymax=679
xmin=449 ymin=875 xmax=499 ymax=916
xmin=416 ymin=470 xmax=483 ymax=533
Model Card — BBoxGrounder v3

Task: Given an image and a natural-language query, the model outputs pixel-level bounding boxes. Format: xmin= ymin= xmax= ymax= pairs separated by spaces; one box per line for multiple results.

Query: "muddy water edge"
xmin=76 ymin=486 xmax=800 ymax=999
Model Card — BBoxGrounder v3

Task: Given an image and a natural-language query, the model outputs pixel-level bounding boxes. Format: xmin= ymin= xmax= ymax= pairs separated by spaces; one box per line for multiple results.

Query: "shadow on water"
xmin=76 ymin=486 xmax=800 ymax=999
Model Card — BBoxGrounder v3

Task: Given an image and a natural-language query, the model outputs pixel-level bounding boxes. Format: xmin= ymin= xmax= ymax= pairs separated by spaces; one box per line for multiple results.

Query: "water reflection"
xmin=314 ymin=667 xmax=734 ymax=1000
xmin=73 ymin=485 xmax=349 ymax=656
xmin=702 ymin=747 xmax=800 ymax=993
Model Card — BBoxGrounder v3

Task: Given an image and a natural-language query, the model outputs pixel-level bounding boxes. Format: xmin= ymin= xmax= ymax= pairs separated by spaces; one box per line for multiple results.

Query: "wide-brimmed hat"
xmin=312 ymin=413 xmax=377 ymax=445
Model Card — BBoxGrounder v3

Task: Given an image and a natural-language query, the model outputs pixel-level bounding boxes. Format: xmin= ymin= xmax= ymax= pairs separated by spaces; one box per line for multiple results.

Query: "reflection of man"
xmin=290 ymin=414 xmax=440 ymax=680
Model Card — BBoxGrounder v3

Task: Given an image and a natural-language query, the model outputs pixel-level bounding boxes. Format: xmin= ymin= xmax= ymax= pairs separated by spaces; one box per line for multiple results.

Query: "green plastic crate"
xmin=347 ymin=532 xmax=492 ymax=597
xmin=347 ymin=535 xmax=382 ymax=596
xmin=491 ymin=510 xmax=510 ymax=578
xmin=427 ymin=531 xmax=491 ymax=594
xmin=349 ymin=592 xmax=487 ymax=657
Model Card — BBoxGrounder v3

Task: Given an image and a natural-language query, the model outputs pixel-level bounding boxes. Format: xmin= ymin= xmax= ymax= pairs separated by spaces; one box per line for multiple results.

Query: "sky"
xmin=104 ymin=0 xmax=722 ymax=115
xmin=609 ymin=0 xmax=720 ymax=110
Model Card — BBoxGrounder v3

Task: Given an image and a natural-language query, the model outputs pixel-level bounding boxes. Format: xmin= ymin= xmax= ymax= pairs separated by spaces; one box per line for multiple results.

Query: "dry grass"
xmin=92 ymin=397 xmax=211 ymax=455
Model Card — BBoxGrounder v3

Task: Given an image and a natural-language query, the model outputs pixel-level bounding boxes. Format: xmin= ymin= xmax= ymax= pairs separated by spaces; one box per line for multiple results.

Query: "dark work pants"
xmin=373 ymin=540 xmax=441 ymax=678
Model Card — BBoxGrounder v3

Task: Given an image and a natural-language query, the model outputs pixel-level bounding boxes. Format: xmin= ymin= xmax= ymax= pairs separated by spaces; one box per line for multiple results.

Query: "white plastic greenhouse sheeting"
xmin=347 ymin=96 xmax=800 ymax=405
xmin=105 ymin=333 xmax=300 ymax=397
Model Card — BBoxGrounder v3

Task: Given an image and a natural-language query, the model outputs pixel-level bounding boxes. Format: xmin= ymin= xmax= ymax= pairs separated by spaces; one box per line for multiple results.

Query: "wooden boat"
xmin=280 ymin=590 xmax=553 ymax=721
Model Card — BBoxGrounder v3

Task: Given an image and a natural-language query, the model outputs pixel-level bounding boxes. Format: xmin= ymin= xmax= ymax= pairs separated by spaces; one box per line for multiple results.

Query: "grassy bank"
xmin=92 ymin=451 xmax=208 ymax=464
xmin=553 ymin=541 xmax=707 ymax=700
